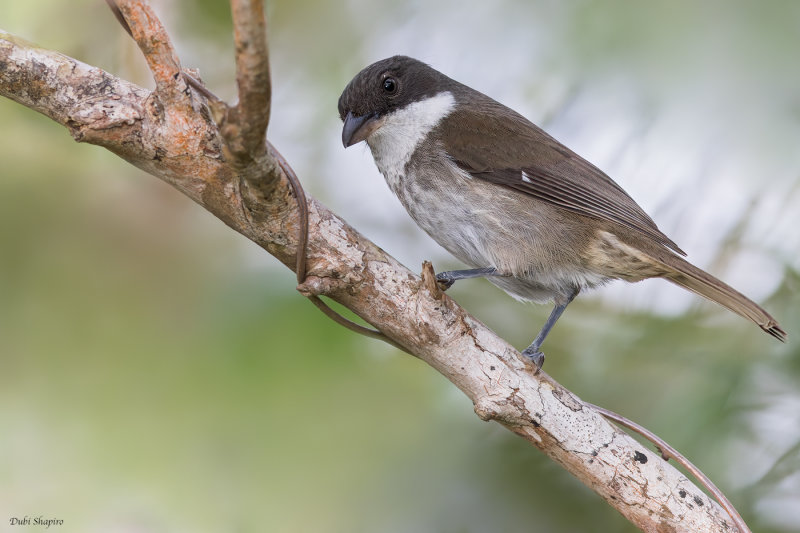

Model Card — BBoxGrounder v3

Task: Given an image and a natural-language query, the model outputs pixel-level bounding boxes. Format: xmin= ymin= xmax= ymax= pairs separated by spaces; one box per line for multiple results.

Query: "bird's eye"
xmin=383 ymin=77 xmax=397 ymax=94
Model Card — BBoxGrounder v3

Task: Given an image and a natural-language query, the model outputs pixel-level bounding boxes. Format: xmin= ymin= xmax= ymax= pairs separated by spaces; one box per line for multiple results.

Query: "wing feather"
xmin=440 ymin=93 xmax=685 ymax=256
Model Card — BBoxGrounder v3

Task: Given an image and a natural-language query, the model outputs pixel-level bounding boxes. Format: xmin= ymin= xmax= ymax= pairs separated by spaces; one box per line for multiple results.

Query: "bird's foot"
xmin=521 ymin=347 xmax=545 ymax=372
xmin=435 ymin=271 xmax=456 ymax=291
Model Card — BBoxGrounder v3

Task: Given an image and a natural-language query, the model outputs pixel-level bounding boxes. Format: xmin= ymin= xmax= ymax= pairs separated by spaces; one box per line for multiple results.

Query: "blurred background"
xmin=1 ymin=1 xmax=799 ymax=531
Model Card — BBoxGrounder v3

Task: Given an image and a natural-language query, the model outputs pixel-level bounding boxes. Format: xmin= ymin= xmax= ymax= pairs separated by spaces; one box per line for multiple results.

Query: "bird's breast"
xmin=366 ymin=91 xmax=456 ymax=190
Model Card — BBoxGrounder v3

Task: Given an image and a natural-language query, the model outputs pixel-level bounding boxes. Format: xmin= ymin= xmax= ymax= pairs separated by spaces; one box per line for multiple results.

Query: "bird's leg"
xmin=435 ymin=267 xmax=506 ymax=291
xmin=522 ymin=287 xmax=580 ymax=370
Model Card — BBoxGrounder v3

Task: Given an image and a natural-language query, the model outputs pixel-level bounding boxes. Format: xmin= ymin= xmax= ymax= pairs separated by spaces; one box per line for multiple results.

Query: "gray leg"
xmin=435 ymin=267 xmax=505 ymax=290
xmin=522 ymin=287 xmax=579 ymax=370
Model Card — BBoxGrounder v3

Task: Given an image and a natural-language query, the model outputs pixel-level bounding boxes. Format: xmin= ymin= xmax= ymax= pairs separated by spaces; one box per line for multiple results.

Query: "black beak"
xmin=341 ymin=111 xmax=381 ymax=148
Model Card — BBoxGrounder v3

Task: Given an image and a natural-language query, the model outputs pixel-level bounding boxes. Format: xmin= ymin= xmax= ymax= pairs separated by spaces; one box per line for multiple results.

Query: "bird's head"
xmin=338 ymin=55 xmax=453 ymax=148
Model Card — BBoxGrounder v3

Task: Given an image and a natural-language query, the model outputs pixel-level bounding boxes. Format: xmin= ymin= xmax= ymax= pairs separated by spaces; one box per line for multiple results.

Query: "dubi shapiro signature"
xmin=9 ymin=516 xmax=64 ymax=528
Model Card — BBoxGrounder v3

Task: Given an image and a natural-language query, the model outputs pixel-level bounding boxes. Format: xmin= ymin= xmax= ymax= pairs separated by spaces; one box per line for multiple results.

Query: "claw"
xmin=435 ymin=272 xmax=455 ymax=291
xmin=521 ymin=347 xmax=545 ymax=372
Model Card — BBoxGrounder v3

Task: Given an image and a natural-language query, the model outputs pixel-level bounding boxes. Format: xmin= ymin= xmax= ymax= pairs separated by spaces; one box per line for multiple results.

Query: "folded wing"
xmin=439 ymin=95 xmax=685 ymax=256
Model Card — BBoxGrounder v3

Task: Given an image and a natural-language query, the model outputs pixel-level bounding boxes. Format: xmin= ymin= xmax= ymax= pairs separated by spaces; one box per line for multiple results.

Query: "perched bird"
xmin=338 ymin=55 xmax=786 ymax=367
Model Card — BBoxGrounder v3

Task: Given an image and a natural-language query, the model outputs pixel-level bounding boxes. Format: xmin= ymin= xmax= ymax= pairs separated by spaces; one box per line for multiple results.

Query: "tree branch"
xmin=227 ymin=0 xmax=271 ymax=160
xmin=0 ymin=12 xmax=739 ymax=533
xmin=115 ymin=0 xmax=186 ymax=105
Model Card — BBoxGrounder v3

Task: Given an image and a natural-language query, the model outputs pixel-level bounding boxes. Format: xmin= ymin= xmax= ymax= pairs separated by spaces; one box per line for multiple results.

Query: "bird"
xmin=338 ymin=55 xmax=786 ymax=368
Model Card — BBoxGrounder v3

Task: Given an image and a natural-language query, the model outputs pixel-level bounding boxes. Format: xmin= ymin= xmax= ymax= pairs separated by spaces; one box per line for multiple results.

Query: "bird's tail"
xmin=654 ymin=252 xmax=786 ymax=342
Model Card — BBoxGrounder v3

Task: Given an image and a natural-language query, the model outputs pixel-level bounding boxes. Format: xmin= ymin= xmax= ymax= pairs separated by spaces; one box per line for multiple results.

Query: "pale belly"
xmin=385 ymin=164 xmax=611 ymax=303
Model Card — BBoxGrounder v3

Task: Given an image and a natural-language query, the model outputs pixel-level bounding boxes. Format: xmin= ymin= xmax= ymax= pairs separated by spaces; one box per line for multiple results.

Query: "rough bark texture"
xmin=0 ymin=14 xmax=737 ymax=533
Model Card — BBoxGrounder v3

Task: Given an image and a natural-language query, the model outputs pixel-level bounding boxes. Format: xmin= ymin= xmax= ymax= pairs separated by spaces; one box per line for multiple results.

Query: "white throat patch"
xmin=366 ymin=91 xmax=456 ymax=189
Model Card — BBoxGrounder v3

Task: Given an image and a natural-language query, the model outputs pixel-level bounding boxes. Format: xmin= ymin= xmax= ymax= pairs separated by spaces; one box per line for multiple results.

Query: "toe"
xmin=522 ymin=348 xmax=545 ymax=371
xmin=435 ymin=273 xmax=454 ymax=290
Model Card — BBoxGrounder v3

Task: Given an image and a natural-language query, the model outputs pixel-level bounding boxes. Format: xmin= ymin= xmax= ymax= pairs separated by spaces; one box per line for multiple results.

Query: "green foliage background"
xmin=1 ymin=1 xmax=799 ymax=532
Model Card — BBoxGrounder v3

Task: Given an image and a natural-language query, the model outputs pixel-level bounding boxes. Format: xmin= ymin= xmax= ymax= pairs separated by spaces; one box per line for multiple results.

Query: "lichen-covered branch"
xmin=227 ymin=0 xmax=272 ymax=160
xmin=115 ymin=0 xmax=185 ymax=104
xmin=0 ymin=19 xmax=737 ymax=533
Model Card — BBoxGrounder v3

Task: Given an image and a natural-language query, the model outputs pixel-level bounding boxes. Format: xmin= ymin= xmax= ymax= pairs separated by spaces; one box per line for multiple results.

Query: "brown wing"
xmin=439 ymin=93 xmax=685 ymax=256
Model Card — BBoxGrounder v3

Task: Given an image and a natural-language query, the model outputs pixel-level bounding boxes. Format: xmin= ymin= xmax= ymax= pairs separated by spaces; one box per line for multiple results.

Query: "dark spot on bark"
xmin=149 ymin=96 xmax=164 ymax=117
xmin=153 ymin=146 xmax=166 ymax=161
xmin=490 ymin=366 xmax=495 ymax=371
xmin=602 ymin=442 xmax=609 ymax=448
xmin=17 ymin=60 xmax=51 ymax=103
xmin=531 ymin=419 xmax=540 ymax=428
xmin=92 ymin=75 xmax=115 ymax=97
xmin=633 ymin=451 xmax=648 ymax=464
xmin=588 ymin=459 xmax=593 ymax=464
xmin=591 ymin=450 xmax=598 ymax=457
xmin=693 ymin=496 xmax=703 ymax=507
xmin=679 ymin=490 xmax=687 ymax=498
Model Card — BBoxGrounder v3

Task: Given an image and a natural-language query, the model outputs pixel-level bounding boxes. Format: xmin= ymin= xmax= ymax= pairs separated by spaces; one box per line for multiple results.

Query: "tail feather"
xmin=656 ymin=254 xmax=786 ymax=342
